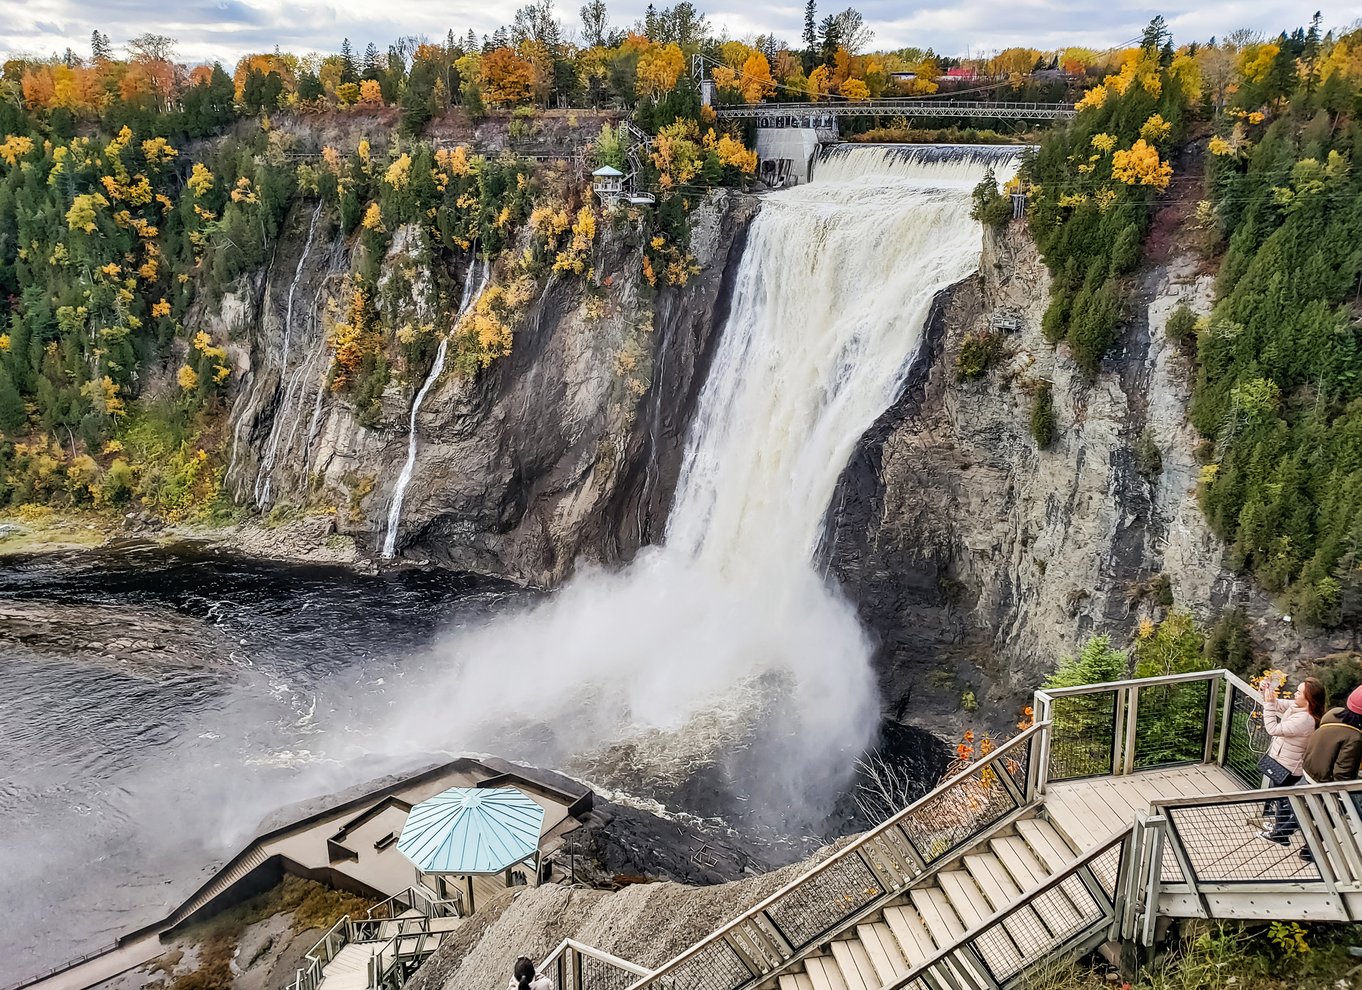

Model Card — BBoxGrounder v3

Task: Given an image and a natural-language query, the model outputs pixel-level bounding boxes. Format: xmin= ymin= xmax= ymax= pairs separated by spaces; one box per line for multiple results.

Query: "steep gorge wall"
xmin=827 ymin=225 xmax=1345 ymax=731
xmin=206 ymin=188 xmax=757 ymax=586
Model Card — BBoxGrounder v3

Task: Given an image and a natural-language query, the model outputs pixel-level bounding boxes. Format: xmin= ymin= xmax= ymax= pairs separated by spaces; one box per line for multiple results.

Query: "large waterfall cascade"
xmin=383 ymin=255 xmax=489 ymax=558
xmin=390 ymin=145 xmax=1020 ymax=813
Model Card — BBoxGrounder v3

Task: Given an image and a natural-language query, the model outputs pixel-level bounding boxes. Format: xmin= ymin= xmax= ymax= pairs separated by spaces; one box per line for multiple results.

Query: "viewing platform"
xmin=537 ymin=669 xmax=1362 ymax=990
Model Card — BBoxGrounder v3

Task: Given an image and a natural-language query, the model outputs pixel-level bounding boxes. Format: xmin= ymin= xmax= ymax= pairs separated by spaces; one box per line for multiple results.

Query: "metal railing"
xmin=367 ymin=884 xmax=464 ymax=921
xmin=714 ymin=100 xmax=1077 ymax=121
xmin=1135 ymin=780 xmax=1362 ymax=927
xmin=540 ymin=939 xmax=652 ymax=990
xmin=369 ymin=929 xmax=447 ymax=990
xmin=884 ymin=831 xmax=1130 ymax=990
xmin=285 ymin=914 xmax=351 ymax=990
xmin=1033 ymin=669 xmax=1262 ymax=793
xmin=616 ymin=724 xmax=1047 ymax=990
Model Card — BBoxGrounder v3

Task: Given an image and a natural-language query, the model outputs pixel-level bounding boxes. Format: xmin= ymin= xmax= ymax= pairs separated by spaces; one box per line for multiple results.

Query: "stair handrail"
xmin=621 ymin=722 xmax=1049 ymax=990
xmin=281 ymin=915 xmax=351 ymax=990
xmin=539 ymin=938 xmax=652 ymax=986
xmin=881 ymin=828 xmax=1132 ymax=990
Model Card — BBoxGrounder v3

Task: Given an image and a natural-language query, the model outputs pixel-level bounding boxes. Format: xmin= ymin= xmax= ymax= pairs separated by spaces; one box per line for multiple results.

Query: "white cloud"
xmin=0 ymin=0 xmax=1343 ymax=66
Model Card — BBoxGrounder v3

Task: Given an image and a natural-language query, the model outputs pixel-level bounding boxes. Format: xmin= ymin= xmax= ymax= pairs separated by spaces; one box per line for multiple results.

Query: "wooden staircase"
xmin=770 ymin=818 xmax=1084 ymax=990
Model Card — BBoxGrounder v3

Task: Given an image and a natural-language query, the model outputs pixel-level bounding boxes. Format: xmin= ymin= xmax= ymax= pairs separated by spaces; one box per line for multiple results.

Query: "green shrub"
xmin=1165 ymin=302 xmax=1197 ymax=346
xmin=1134 ymin=427 xmax=1163 ymax=479
xmin=1031 ymin=382 xmax=1056 ymax=448
xmin=970 ymin=169 xmax=1013 ymax=228
xmin=956 ymin=330 xmax=1004 ymax=380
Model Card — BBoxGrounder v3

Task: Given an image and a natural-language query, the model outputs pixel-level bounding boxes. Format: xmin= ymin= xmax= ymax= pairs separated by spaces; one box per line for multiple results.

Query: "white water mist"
xmin=385 ymin=146 xmax=1017 ymax=817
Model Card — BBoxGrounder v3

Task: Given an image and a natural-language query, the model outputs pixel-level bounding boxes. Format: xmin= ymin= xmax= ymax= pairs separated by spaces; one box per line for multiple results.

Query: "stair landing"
xmin=1044 ymin=764 xmax=1245 ymax=851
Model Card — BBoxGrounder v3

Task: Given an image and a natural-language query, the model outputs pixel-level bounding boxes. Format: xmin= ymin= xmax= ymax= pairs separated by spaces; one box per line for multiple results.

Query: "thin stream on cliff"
xmin=383 ymin=254 xmax=488 ymax=558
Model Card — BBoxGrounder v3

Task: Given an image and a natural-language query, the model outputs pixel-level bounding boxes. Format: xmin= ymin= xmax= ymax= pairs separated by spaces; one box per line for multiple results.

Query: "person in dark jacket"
xmin=1276 ymin=685 xmax=1362 ymax=856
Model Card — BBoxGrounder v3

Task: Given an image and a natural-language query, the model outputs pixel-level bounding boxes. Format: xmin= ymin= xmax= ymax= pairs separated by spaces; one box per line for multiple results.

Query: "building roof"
xmin=397 ymin=786 xmax=545 ymax=875
xmin=592 ymin=166 xmax=624 ymax=177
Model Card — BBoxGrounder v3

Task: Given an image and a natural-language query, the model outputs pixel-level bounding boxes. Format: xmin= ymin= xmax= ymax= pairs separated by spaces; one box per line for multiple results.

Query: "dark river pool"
xmin=0 ymin=544 xmax=519 ymax=983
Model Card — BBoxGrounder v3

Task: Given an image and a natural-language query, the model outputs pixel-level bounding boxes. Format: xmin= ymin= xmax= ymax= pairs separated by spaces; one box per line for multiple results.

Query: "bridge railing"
xmin=1033 ymin=669 xmax=1263 ymax=794
xmin=883 ymin=830 xmax=1130 ymax=990
xmin=617 ymin=723 xmax=1047 ymax=990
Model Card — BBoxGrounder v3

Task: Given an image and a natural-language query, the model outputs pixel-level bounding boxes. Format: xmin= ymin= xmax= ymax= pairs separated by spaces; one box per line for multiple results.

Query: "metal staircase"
xmin=283 ymin=887 xmax=464 ymax=990
xmin=536 ymin=669 xmax=1362 ymax=990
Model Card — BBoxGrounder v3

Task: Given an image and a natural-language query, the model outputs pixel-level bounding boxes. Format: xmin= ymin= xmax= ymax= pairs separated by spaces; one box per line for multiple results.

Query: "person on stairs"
xmin=1258 ymin=676 xmax=1325 ymax=844
xmin=510 ymin=956 xmax=553 ymax=990
xmin=1281 ymin=685 xmax=1362 ymax=859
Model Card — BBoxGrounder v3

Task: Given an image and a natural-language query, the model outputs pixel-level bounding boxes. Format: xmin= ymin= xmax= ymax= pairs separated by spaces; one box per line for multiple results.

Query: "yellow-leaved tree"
xmin=840 ymin=78 xmax=870 ymax=102
xmin=739 ymin=52 xmax=776 ymax=103
xmin=1112 ymin=139 xmax=1172 ymax=190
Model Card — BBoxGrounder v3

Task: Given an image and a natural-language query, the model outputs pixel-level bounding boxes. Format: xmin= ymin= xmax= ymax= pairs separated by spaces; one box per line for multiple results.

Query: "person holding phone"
xmin=1258 ymin=676 xmax=1325 ymax=844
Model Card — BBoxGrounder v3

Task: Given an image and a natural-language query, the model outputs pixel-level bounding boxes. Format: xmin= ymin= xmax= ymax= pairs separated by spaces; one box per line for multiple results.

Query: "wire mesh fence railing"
xmin=540 ymin=940 xmax=651 ymax=990
xmin=1036 ymin=670 xmax=1264 ymax=791
xmin=1216 ymin=676 xmax=1271 ymax=789
xmin=883 ymin=833 xmax=1128 ymax=990
xmin=1133 ymin=678 xmax=1212 ymax=770
xmin=617 ymin=725 xmax=1046 ymax=990
xmin=1153 ymin=782 xmax=1362 ymax=889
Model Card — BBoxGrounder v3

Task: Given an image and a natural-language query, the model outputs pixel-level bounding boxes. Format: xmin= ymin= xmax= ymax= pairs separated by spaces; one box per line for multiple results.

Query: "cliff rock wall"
xmin=209 ymin=190 xmax=757 ymax=586
xmin=827 ymin=225 xmax=1340 ymax=730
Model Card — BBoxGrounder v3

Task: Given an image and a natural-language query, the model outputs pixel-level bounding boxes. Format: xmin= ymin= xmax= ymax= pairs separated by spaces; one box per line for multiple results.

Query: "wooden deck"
xmin=1045 ymin=764 xmax=1245 ymax=851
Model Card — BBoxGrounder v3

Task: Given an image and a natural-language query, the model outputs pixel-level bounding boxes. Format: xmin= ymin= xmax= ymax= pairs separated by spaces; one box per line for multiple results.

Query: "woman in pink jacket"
xmin=1259 ymin=676 xmax=1325 ymax=843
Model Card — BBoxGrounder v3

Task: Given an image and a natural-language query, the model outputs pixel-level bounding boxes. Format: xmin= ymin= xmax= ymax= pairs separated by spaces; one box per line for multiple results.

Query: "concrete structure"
xmin=15 ymin=759 xmax=592 ymax=990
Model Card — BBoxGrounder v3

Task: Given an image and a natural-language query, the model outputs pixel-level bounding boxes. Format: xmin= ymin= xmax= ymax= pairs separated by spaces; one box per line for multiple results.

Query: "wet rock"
xmin=0 ymin=599 xmax=232 ymax=672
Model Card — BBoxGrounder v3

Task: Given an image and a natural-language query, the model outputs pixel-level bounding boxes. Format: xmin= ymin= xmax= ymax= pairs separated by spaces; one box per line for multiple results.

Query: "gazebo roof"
xmin=592 ymin=166 xmax=624 ymax=177
xmin=397 ymin=786 xmax=545 ymax=875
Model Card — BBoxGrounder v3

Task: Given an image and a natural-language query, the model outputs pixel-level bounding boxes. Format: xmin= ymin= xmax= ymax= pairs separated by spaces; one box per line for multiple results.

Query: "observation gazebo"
xmin=397 ymin=785 xmax=546 ymax=913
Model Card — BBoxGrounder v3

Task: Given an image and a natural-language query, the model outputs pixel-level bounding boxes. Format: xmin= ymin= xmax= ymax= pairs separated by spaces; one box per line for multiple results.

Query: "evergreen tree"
xmin=90 ymin=30 xmax=112 ymax=62
xmin=363 ymin=42 xmax=381 ymax=78
xmin=1140 ymin=15 xmax=1170 ymax=54
xmin=818 ymin=14 xmax=840 ymax=65
xmin=802 ymin=0 xmax=817 ymax=64
xmin=339 ymin=38 xmax=358 ymax=83
xmin=0 ymin=368 xmax=25 ymax=435
xmin=298 ymin=71 xmax=325 ymax=102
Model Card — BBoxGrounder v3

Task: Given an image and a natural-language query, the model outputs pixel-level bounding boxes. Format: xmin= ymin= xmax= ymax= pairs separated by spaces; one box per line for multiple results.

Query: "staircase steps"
xmin=315 ymin=944 xmax=371 ymax=990
xmin=774 ymin=816 xmax=1081 ymax=990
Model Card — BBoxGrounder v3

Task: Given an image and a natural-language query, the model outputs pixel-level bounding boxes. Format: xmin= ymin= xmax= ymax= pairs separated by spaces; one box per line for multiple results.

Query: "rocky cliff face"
xmin=826 ymin=225 xmax=1341 ymax=731
xmin=210 ymin=189 xmax=757 ymax=586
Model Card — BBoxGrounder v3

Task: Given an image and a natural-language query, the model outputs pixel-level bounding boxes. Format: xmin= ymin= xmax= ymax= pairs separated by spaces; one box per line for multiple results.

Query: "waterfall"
xmin=387 ymin=146 xmax=1018 ymax=817
xmin=382 ymin=255 xmax=485 ymax=558
xmin=254 ymin=201 xmax=324 ymax=507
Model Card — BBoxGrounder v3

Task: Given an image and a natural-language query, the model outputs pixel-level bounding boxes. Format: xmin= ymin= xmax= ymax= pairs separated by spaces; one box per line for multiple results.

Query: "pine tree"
xmin=802 ymin=0 xmax=817 ymax=54
xmin=363 ymin=42 xmax=381 ymax=77
xmin=90 ymin=30 xmax=111 ymax=62
xmin=0 ymin=368 xmax=26 ymax=435
xmin=340 ymin=38 xmax=358 ymax=83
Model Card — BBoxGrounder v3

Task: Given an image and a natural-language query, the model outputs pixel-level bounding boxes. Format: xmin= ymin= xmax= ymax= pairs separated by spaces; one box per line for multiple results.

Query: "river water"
xmin=0 ymin=545 xmax=518 ymax=982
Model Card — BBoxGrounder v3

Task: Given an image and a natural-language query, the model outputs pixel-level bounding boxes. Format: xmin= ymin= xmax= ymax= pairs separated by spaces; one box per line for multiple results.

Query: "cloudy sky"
xmin=0 ymin=0 xmax=1354 ymax=66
